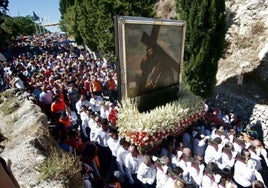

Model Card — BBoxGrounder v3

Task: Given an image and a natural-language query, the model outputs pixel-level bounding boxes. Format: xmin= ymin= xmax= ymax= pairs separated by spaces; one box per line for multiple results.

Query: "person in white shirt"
xmin=252 ymin=139 xmax=268 ymax=167
xmin=204 ymin=137 xmax=224 ymax=165
xmin=79 ymin=105 xmax=91 ymax=143
xmin=66 ymin=106 xmax=78 ymax=128
xmin=107 ymin=127 xmax=120 ymax=171
xmin=201 ymin=162 xmax=221 ymax=188
xmin=75 ymin=94 xmax=91 ymax=115
xmin=79 ymin=105 xmax=90 ymax=124
xmin=171 ymin=147 xmax=193 ymax=183
xmin=137 ymin=155 xmax=156 ymax=188
xmin=165 ymin=166 xmax=184 ymax=188
xmin=247 ymin=145 xmax=262 ymax=171
xmin=218 ymin=142 xmax=237 ymax=170
xmin=233 ymin=149 xmax=266 ymax=188
xmin=94 ymin=118 xmax=112 ymax=181
xmin=220 ymin=108 xmax=231 ymax=125
xmin=89 ymin=93 xmax=103 ymax=114
xmin=116 ymin=138 xmax=130 ymax=177
xmin=99 ymin=102 xmax=110 ymax=119
xmin=233 ymin=133 xmax=246 ymax=153
xmin=10 ymin=74 xmax=25 ymax=89
xmin=39 ymin=86 xmax=53 ymax=122
xmin=87 ymin=114 xmax=101 ymax=141
xmin=155 ymin=156 xmax=171 ymax=188
xmin=188 ymin=154 xmax=205 ymax=187
xmin=125 ymin=144 xmax=143 ymax=187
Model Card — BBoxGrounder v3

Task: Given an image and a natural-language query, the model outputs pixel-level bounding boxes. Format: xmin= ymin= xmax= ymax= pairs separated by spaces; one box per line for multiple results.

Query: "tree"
xmin=2 ymin=16 xmax=36 ymax=37
xmin=75 ymin=0 xmax=115 ymax=54
xmin=176 ymin=0 xmax=226 ymax=98
xmin=0 ymin=0 xmax=9 ymax=50
xmin=60 ymin=0 xmax=156 ymax=56
xmin=60 ymin=5 xmax=83 ymax=44
xmin=59 ymin=0 xmax=75 ymax=19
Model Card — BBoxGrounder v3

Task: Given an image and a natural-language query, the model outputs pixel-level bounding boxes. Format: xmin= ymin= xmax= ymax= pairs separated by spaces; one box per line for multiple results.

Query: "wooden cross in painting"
xmin=139 ymin=24 xmax=180 ymax=94
xmin=141 ymin=25 xmax=161 ymax=49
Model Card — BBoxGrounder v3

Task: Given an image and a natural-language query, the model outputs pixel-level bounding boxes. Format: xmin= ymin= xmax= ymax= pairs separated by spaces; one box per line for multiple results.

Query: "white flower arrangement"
xmin=117 ymin=86 xmax=205 ymax=148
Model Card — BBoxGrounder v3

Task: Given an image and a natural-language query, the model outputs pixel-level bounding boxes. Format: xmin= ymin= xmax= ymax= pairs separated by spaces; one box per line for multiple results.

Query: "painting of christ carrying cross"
xmin=116 ymin=16 xmax=186 ymax=99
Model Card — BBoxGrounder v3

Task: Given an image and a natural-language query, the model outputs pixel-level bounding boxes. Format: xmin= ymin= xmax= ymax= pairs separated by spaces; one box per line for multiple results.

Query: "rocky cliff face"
xmin=157 ymin=0 xmax=268 ymax=101
xmin=0 ymin=93 xmax=79 ymax=188
xmin=217 ymin=0 xmax=268 ymax=85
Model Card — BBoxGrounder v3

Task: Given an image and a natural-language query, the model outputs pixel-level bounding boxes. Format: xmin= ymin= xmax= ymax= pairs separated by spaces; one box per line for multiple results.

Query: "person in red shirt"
xmin=90 ymin=76 xmax=102 ymax=96
xmin=106 ymin=75 xmax=117 ymax=103
xmin=108 ymin=103 xmax=118 ymax=126
xmin=44 ymin=67 xmax=52 ymax=78
xmin=68 ymin=130 xmax=84 ymax=154
xmin=78 ymin=79 xmax=87 ymax=96
xmin=84 ymin=75 xmax=92 ymax=100
xmin=51 ymin=95 xmax=66 ymax=123
xmin=58 ymin=111 xmax=72 ymax=130
xmin=204 ymin=108 xmax=224 ymax=128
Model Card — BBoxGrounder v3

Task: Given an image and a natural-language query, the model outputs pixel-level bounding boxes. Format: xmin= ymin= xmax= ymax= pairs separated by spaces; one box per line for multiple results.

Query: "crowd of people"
xmin=0 ymin=33 xmax=268 ymax=188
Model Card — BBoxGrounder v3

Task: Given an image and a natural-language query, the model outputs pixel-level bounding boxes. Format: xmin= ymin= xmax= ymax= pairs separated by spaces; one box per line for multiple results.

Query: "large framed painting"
xmin=115 ymin=16 xmax=186 ymax=99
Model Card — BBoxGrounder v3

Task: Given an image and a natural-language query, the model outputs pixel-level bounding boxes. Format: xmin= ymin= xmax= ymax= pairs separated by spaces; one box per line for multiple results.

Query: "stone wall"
xmin=206 ymin=93 xmax=268 ymax=148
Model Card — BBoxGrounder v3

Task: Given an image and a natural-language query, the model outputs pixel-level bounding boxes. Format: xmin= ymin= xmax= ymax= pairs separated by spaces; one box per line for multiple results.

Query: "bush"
xmin=0 ymin=90 xmax=19 ymax=115
xmin=0 ymin=90 xmax=13 ymax=104
xmin=0 ymin=100 xmax=20 ymax=115
xmin=37 ymin=147 xmax=81 ymax=183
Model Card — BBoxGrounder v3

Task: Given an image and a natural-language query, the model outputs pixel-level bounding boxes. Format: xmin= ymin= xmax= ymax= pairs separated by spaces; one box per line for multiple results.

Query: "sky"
xmin=7 ymin=0 xmax=61 ymax=32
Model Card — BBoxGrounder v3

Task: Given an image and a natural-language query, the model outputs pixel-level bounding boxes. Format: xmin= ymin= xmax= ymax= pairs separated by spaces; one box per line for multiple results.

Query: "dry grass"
xmin=0 ymin=90 xmax=13 ymax=99
xmin=0 ymin=90 xmax=19 ymax=115
xmin=29 ymin=127 xmax=81 ymax=184
xmin=0 ymin=90 xmax=13 ymax=104
xmin=155 ymin=0 xmax=177 ymax=19
xmin=232 ymin=33 xmax=254 ymax=49
xmin=251 ymin=21 xmax=265 ymax=35
xmin=0 ymin=96 xmax=19 ymax=115
xmin=36 ymin=147 xmax=81 ymax=182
